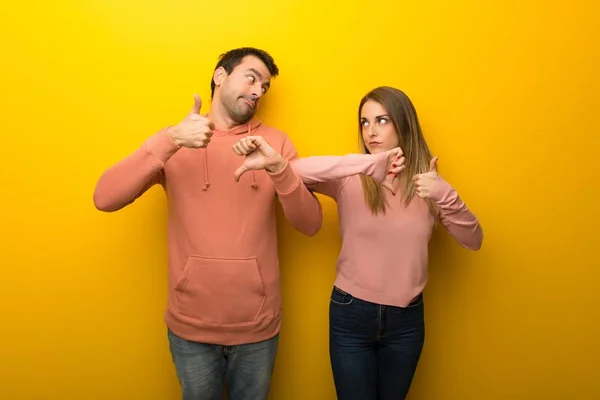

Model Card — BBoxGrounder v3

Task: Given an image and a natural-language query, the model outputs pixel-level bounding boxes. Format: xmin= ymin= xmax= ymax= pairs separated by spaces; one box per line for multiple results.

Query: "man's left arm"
xmin=266 ymin=136 xmax=323 ymax=236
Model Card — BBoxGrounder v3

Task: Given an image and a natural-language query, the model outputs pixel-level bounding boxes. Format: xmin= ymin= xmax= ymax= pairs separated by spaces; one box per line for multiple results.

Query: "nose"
xmin=367 ymin=125 xmax=378 ymax=137
xmin=251 ymin=83 xmax=264 ymax=100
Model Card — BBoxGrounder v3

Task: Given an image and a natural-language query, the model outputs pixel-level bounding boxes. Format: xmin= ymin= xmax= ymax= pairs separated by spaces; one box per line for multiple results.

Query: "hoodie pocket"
xmin=174 ymin=256 xmax=266 ymax=326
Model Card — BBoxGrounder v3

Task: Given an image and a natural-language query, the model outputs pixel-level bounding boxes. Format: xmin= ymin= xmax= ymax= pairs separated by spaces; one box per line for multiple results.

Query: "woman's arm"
xmin=427 ymin=179 xmax=483 ymax=250
xmin=290 ymin=148 xmax=403 ymax=199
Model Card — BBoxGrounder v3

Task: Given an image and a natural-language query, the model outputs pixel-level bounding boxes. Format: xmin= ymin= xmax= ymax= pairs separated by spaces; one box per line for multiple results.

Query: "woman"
xmin=232 ymin=86 xmax=483 ymax=399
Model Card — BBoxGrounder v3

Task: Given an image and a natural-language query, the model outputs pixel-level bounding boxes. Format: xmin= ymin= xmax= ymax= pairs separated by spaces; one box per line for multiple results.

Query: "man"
xmin=93 ymin=47 xmax=322 ymax=400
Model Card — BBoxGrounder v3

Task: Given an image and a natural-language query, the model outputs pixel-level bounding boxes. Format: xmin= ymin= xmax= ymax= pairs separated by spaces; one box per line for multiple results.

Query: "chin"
xmin=232 ymin=109 xmax=255 ymax=124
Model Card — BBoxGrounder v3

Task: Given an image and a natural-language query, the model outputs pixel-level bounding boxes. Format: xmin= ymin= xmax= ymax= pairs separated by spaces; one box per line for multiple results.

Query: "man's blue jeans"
xmin=329 ymin=286 xmax=425 ymax=400
xmin=167 ymin=329 xmax=278 ymax=400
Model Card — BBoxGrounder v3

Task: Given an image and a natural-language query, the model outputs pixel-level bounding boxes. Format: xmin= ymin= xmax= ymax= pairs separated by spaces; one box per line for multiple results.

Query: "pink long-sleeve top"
xmin=291 ymin=153 xmax=482 ymax=307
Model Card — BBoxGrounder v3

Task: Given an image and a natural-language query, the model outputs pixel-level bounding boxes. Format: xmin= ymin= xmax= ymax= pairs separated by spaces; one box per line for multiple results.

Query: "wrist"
xmin=265 ymin=155 xmax=286 ymax=174
xmin=166 ymin=125 xmax=182 ymax=147
xmin=428 ymin=177 xmax=450 ymax=202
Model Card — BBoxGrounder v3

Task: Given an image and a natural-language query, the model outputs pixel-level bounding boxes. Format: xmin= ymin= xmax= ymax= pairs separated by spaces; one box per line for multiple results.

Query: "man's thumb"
xmin=192 ymin=94 xmax=202 ymax=114
xmin=234 ymin=164 xmax=249 ymax=182
xmin=429 ymin=157 xmax=439 ymax=172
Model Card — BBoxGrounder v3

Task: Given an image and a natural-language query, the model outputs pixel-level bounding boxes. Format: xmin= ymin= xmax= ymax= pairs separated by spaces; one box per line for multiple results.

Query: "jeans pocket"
xmin=406 ymin=292 xmax=424 ymax=308
xmin=330 ymin=286 xmax=353 ymax=306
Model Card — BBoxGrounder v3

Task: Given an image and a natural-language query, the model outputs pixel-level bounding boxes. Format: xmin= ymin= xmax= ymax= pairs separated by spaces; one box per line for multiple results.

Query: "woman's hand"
xmin=413 ymin=157 xmax=440 ymax=198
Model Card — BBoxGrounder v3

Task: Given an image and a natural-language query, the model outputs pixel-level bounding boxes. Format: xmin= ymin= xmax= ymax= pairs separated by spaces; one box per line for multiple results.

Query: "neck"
xmin=208 ymin=97 xmax=241 ymax=131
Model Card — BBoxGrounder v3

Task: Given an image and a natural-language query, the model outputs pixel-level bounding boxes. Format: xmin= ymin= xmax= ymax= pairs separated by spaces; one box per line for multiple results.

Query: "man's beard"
xmin=222 ymin=94 xmax=256 ymax=125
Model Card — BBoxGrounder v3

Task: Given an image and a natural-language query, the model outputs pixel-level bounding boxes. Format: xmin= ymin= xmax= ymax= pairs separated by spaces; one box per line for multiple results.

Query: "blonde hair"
xmin=358 ymin=87 xmax=436 ymax=216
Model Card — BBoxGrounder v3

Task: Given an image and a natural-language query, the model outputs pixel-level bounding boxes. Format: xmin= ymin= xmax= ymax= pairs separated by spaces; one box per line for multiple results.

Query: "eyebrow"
xmin=247 ymin=68 xmax=271 ymax=89
xmin=361 ymin=114 xmax=389 ymax=119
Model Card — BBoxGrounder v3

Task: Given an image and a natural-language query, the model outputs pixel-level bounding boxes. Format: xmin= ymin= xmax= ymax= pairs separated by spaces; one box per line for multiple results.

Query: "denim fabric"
xmin=168 ymin=329 xmax=278 ymax=400
xmin=329 ymin=286 xmax=425 ymax=400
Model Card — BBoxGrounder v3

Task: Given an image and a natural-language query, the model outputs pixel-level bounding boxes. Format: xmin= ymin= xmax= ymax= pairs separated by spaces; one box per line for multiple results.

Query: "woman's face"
xmin=360 ymin=100 xmax=399 ymax=154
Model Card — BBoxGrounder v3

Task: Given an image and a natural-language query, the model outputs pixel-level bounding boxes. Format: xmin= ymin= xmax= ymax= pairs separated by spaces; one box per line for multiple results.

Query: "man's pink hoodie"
xmin=93 ymin=118 xmax=322 ymax=346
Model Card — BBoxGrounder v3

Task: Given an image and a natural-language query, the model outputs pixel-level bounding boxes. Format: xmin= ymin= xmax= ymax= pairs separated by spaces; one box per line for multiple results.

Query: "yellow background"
xmin=1 ymin=0 xmax=598 ymax=399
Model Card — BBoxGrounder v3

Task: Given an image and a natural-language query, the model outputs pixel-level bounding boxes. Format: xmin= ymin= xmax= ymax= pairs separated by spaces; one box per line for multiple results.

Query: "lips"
xmin=241 ymin=98 xmax=255 ymax=108
xmin=368 ymin=141 xmax=381 ymax=146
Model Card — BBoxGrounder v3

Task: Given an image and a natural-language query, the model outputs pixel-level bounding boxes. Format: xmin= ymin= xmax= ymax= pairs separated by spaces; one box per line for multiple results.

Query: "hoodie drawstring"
xmin=249 ymin=123 xmax=257 ymax=189
xmin=202 ymin=147 xmax=210 ymax=190
xmin=202 ymin=122 xmax=257 ymax=191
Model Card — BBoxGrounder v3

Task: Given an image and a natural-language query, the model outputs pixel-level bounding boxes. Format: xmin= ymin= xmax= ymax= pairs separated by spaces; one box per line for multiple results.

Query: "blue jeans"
xmin=167 ymin=329 xmax=278 ymax=400
xmin=329 ymin=286 xmax=425 ymax=400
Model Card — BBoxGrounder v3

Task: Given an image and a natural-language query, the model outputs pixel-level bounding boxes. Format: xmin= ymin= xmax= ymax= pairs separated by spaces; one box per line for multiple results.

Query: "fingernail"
xmin=392 ymin=164 xmax=397 ymax=167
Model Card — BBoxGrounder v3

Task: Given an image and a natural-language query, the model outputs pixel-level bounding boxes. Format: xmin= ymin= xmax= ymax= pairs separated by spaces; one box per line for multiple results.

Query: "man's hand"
xmin=168 ymin=94 xmax=215 ymax=148
xmin=232 ymin=136 xmax=286 ymax=181
xmin=413 ymin=157 xmax=440 ymax=198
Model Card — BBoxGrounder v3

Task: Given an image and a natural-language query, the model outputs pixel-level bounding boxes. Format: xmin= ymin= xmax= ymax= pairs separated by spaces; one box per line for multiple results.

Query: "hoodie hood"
xmin=202 ymin=117 xmax=263 ymax=191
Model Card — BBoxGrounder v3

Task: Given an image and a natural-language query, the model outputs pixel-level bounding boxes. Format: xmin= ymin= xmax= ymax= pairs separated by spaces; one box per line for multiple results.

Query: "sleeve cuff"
xmin=143 ymin=127 xmax=181 ymax=165
xmin=267 ymin=159 xmax=301 ymax=195
xmin=428 ymin=178 xmax=454 ymax=203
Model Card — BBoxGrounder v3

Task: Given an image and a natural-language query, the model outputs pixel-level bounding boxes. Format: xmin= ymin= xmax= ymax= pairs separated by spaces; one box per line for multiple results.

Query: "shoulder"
xmin=337 ymin=175 xmax=361 ymax=196
xmin=255 ymin=123 xmax=298 ymax=155
xmin=255 ymin=122 xmax=291 ymax=142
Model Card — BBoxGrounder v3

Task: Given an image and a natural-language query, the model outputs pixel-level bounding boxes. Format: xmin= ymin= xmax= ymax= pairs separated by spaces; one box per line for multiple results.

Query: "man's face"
xmin=215 ymin=55 xmax=272 ymax=124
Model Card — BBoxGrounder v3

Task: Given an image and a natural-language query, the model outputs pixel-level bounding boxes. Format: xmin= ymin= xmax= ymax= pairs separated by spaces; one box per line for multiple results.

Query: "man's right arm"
xmin=93 ymin=128 xmax=180 ymax=212
xmin=93 ymin=94 xmax=214 ymax=212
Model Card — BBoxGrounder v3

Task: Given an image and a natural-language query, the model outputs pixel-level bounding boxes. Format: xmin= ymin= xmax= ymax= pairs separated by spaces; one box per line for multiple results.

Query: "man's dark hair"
xmin=210 ymin=47 xmax=279 ymax=98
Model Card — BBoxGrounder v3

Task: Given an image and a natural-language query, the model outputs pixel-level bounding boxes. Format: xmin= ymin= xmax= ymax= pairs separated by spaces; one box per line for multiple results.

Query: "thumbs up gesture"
xmin=168 ymin=94 xmax=215 ymax=148
xmin=412 ymin=157 xmax=440 ymax=199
